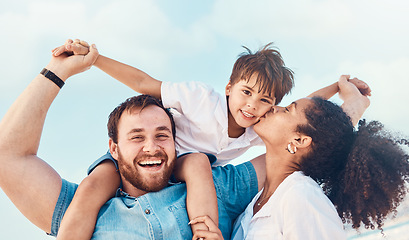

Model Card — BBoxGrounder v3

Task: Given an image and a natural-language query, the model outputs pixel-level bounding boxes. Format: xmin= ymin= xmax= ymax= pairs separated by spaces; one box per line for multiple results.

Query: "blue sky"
xmin=1 ymin=0 xmax=408 ymax=239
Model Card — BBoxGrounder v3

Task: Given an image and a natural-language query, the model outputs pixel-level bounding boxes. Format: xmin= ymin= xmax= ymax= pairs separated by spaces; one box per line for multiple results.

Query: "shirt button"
xmin=145 ymin=209 xmax=151 ymax=215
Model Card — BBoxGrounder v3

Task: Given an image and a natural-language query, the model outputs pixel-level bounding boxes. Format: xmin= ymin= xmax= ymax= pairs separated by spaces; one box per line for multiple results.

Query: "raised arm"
xmin=0 ymin=44 xmax=98 ymax=232
xmin=338 ymin=75 xmax=370 ymax=126
xmin=307 ymin=77 xmax=371 ymax=100
xmin=53 ymin=39 xmax=162 ymax=98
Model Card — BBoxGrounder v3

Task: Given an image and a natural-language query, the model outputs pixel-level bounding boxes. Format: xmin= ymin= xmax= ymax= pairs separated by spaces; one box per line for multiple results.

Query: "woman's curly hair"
xmin=297 ymin=97 xmax=409 ymax=230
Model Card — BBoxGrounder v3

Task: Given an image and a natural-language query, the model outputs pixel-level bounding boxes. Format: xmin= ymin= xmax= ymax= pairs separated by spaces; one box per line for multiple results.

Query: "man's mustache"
xmin=133 ymin=151 xmax=168 ymax=163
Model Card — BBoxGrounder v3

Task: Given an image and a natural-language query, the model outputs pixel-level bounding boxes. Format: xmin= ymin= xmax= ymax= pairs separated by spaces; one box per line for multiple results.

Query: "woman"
xmin=190 ymin=76 xmax=409 ymax=239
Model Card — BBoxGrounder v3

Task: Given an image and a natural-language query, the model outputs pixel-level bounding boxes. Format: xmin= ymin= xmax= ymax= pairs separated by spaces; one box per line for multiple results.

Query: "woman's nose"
xmin=271 ymin=106 xmax=282 ymax=113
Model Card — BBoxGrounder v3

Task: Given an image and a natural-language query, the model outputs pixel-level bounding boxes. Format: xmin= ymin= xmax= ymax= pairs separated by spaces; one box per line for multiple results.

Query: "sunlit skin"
xmin=226 ymin=75 xmax=276 ymax=138
xmin=250 ymin=98 xmax=313 ymax=215
xmin=254 ymin=98 xmax=312 ymax=152
xmin=109 ymin=105 xmax=177 ymax=197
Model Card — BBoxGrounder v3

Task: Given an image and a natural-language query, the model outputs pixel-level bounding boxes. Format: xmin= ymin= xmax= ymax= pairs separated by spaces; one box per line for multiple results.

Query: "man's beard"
xmin=117 ymin=148 xmax=176 ymax=192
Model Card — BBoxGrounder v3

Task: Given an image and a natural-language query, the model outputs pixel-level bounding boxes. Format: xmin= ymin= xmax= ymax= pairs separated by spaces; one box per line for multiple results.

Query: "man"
xmin=0 ymin=44 xmax=265 ymax=239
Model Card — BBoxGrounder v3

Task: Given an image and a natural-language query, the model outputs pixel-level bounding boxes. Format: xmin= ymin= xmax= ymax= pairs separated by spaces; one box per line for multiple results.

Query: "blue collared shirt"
xmin=50 ymin=158 xmax=258 ymax=239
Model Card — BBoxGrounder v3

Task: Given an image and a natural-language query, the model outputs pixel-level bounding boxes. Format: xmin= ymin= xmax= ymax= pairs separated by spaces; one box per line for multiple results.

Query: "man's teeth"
xmin=242 ymin=111 xmax=254 ymax=118
xmin=139 ymin=160 xmax=162 ymax=166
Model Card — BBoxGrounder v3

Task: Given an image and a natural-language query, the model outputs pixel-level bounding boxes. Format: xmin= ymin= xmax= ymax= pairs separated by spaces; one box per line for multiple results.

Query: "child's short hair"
xmin=229 ymin=43 xmax=294 ymax=104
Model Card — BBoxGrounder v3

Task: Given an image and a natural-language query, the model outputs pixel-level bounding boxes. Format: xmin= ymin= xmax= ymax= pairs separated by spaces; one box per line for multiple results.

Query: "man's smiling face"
xmin=110 ymin=105 xmax=177 ymax=196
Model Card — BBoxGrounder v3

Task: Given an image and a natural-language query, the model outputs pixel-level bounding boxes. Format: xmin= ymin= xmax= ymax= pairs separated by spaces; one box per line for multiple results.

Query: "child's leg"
xmin=173 ymin=153 xmax=218 ymax=237
xmin=56 ymin=160 xmax=120 ymax=240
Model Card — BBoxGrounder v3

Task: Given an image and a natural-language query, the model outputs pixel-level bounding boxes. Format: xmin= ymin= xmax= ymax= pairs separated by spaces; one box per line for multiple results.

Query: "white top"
xmin=231 ymin=171 xmax=347 ymax=240
xmin=161 ymin=81 xmax=264 ymax=166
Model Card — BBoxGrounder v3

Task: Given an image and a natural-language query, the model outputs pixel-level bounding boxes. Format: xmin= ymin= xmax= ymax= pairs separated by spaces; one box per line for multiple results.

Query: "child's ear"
xmin=109 ymin=138 xmax=119 ymax=160
xmin=225 ymin=81 xmax=232 ymax=96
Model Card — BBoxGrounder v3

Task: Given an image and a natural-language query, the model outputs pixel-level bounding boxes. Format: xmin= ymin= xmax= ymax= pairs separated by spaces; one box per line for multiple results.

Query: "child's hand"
xmin=347 ymin=77 xmax=372 ymax=97
xmin=52 ymin=39 xmax=90 ymax=57
xmin=190 ymin=216 xmax=224 ymax=240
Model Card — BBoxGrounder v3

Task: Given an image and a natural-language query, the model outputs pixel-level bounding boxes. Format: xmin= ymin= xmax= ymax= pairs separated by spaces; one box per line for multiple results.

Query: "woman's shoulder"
xmin=281 ymin=172 xmax=329 ymax=205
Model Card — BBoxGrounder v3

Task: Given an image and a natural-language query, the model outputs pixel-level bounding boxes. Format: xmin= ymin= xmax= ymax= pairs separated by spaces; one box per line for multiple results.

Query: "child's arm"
xmin=56 ymin=160 xmax=120 ymax=240
xmin=173 ymin=153 xmax=219 ymax=237
xmin=52 ymin=39 xmax=162 ymax=99
xmin=93 ymin=55 xmax=162 ymax=99
xmin=307 ymin=77 xmax=371 ymax=99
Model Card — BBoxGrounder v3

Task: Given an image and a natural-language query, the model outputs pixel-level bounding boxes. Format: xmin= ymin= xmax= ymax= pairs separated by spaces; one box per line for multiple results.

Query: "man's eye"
xmin=157 ymin=134 xmax=169 ymax=140
xmin=131 ymin=136 xmax=143 ymax=140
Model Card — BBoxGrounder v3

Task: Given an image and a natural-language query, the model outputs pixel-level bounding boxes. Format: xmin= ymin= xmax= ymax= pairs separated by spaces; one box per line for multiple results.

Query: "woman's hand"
xmin=338 ymin=75 xmax=371 ymax=126
xmin=189 ymin=216 xmax=224 ymax=240
xmin=347 ymin=77 xmax=371 ymax=97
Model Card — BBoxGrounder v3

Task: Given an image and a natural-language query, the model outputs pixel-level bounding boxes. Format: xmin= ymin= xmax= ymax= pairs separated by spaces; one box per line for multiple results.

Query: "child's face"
xmin=226 ymin=75 xmax=276 ymax=129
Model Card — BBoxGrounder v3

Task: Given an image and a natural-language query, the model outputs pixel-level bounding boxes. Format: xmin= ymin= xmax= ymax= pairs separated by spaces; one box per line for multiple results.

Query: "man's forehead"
xmin=127 ymin=125 xmax=172 ymax=134
xmin=120 ymin=105 xmax=172 ymax=128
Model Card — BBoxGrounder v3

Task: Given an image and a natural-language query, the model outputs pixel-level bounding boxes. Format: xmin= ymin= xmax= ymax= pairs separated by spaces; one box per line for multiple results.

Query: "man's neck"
xmin=120 ymin=180 xmax=148 ymax=198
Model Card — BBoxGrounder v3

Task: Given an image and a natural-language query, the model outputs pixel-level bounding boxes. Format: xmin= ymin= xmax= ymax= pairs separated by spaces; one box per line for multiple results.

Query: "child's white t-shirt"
xmin=161 ymin=81 xmax=264 ymax=166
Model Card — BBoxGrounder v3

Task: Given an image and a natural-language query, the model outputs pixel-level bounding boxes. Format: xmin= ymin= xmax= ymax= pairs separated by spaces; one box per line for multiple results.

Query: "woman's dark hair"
xmin=297 ymin=97 xmax=409 ymax=230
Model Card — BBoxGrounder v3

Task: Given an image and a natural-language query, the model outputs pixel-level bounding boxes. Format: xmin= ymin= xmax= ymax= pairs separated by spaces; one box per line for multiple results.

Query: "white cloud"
xmin=337 ymin=58 xmax=409 ymax=134
xmin=202 ymin=0 xmax=352 ymax=40
xmin=0 ymin=0 xmax=218 ymax=100
xmin=202 ymin=0 xmax=409 ymax=61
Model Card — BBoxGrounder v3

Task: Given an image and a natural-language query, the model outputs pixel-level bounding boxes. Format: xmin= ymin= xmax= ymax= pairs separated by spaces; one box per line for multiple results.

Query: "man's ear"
xmin=225 ymin=81 xmax=232 ymax=96
xmin=291 ymin=135 xmax=312 ymax=150
xmin=109 ymin=138 xmax=119 ymax=160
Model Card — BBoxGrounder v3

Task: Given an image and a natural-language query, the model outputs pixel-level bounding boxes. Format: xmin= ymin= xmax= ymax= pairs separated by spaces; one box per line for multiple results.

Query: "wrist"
xmin=344 ymin=95 xmax=370 ymax=110
xmin=44 ymin=63 xmax=70 ymax=82
xmin=93 ymin=54 xmax=104 ymax=68
xmin=40 ymin=68 xmax=65 ymax=89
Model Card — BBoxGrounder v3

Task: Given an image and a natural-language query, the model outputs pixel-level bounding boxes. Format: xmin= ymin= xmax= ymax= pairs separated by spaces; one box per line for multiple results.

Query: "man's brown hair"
xmin=108 ymin=95 xmax=176 ymax=143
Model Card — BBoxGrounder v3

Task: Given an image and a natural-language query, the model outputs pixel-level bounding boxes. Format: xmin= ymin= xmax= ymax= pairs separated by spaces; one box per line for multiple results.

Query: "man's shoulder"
xmin=211 ymin=161 xmax=258 ymax=196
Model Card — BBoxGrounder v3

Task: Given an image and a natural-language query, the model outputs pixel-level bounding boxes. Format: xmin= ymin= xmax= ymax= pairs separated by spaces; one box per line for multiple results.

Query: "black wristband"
xmin=40 ymin=68 xmax=65 ymax=89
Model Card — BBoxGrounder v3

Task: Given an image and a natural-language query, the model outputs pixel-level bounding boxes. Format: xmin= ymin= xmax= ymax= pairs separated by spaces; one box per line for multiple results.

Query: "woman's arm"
xmin=338 ymin=75 xmax=370 ymax=126
xmin=307 ymin=77 xmax=371 ymax=100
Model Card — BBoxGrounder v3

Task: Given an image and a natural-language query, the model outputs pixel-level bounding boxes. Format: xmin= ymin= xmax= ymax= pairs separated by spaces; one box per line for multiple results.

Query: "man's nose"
xmin=143 ymin=138 xmax=160 ymax=153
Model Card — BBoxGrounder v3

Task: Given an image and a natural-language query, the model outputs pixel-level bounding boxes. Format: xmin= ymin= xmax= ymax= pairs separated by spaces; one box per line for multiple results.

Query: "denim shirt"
xmin=50 ymin=157 xmax=258 ymax=239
